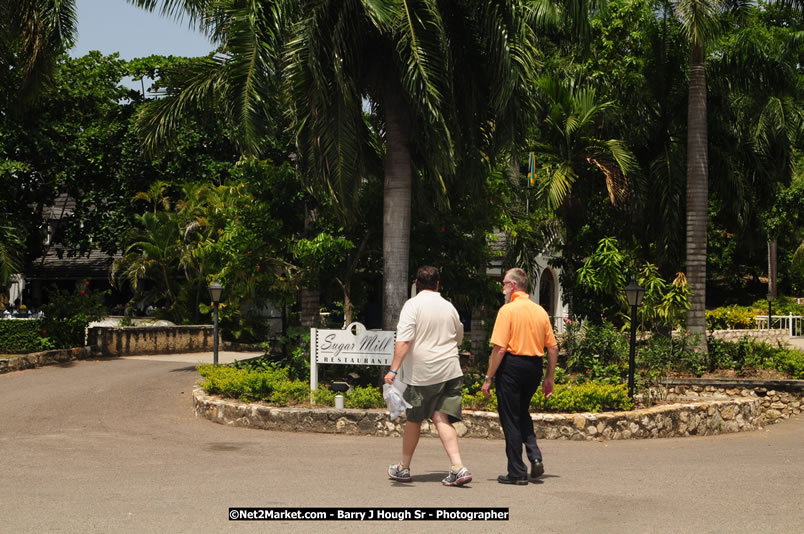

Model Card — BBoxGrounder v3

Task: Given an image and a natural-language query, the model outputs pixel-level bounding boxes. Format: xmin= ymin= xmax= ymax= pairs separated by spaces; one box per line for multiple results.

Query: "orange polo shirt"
xmin=490 ymin=291 xmax=557 ymax=356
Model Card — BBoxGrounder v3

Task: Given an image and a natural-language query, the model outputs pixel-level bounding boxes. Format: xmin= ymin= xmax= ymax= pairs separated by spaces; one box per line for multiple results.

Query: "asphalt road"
xmin=1 ymin=354 xmax=802 ymax=533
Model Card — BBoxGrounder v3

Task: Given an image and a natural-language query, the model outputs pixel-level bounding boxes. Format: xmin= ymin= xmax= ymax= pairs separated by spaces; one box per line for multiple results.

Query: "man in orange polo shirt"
xmin=482 ymin=267 xmax=558 ymax=485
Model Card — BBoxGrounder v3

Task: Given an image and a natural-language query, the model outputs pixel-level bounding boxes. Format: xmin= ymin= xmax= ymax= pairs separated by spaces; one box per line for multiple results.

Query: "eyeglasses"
xmin=502 ymin=280 xmax=514 ymax=287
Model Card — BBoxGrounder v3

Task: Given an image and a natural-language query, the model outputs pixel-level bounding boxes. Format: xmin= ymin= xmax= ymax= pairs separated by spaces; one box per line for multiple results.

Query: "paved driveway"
xmin=1 ymin=354 xmax=802 ymax=533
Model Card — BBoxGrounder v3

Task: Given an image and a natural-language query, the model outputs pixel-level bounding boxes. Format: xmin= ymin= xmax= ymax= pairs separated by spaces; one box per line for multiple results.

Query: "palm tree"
xmin=532 ymin=74 xmax=637 ymax=211
xmin=712 ymin=13 xmax=803 ymax=299
xmin=528 ymin=74 xmax=636 ymax=315
xmin=129 ymin=0 xmax=545 ymax=329
xmin=672 ymin=0 xmax=726 ymax=338
xmin=0 ymin=224 xmax=24 ymax=289
xmin=131 ymin=180 xmax=172 ymax=215
xmin=0 ymin=0 xmax=78 ymax=99
xmin=112 ymin=211 xmax=182 ymax=316
xmin=675 ymin=1 xmax=800 ymax=333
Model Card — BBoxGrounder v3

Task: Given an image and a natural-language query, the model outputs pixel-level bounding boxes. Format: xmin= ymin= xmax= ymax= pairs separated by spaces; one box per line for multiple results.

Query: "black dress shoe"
xmin=497 ymin=474 xmax=528 ymax=485
xmin=530 ymin=459 xmax=544 ymax=479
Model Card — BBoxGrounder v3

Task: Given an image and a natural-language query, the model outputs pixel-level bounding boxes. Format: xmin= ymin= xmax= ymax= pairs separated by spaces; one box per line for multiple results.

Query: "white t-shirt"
xmin=396 ymin=290 xmax=463 ymax=386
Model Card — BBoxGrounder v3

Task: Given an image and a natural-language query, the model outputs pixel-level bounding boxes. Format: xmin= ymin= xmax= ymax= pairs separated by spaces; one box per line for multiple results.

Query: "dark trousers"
xmin=496 ymin=352 xmax=543 ymax=478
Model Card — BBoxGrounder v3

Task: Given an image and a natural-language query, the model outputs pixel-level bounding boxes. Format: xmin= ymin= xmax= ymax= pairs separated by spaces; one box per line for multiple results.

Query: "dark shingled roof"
xmin=26 ymin=249 xmax=120 ymax=280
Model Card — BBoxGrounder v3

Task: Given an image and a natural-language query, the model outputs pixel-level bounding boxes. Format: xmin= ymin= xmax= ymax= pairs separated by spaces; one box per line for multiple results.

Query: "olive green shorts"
xmin=403 ymin=376 xmax=463 ymax=423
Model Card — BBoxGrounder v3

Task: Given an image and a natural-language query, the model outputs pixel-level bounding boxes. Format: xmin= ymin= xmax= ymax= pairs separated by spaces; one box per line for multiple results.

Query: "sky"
xmin=70 ymin=0 xmax=214 ymax=60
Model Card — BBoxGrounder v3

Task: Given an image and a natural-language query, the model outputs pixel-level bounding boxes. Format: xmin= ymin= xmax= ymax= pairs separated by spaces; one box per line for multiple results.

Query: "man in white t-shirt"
xmin=384 ymin=266 xmax=471 ymax=487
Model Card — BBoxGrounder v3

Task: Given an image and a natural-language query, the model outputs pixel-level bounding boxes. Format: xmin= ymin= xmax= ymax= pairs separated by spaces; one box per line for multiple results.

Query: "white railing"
xmin=754 ymin=314 xmax=803 ymax=337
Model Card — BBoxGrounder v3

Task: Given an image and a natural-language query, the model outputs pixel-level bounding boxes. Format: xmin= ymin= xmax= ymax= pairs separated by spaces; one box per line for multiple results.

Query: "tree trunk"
xmin=768 ymin=239 xmax=777 ymax=298
xmin=381 ymin=84 xmax=412 ymax=330
xmin=685 ymin=48 xmax=709 ymax=342
xmin=343 ymin=286 xmax=353 ymax=326
xmin=338 ymin=230 xmax=370 ymax=327
xmin=470 ymin=305 xmax=487 ymax=359
xmin=299 ymin=203 xmax=320 ymax=327
xmin=299 ymin=288 xmax=320 ymax=327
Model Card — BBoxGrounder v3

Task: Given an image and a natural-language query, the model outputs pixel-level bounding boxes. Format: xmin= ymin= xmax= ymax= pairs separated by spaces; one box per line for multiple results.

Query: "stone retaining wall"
xmin=0 ymin=347 xmax=97 ymax=374
xmin=87 ymin=326 xmax=218 ymax=356
xmin=193 ymin=386 xmax=764 ymax=440
xmin=662 ymin=379 xmax=803 ymax=424
xmin=709 ymin=328 xmax=790 ymax=346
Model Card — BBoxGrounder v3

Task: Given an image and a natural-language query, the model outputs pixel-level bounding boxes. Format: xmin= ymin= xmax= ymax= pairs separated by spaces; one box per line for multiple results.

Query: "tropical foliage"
xmin=113 ymin=172 xmax=305 ymax=339
xmin=0 ymin=0 xmax=801 ymax=360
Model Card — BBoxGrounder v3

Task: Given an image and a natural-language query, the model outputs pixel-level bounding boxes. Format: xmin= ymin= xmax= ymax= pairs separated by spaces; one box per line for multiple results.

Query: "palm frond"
xmin=538 ymin=162 xmax=577 ymax=210
xmin=0 ymin=224 xmax=25 ymax=286
xmin=126 ymin=0 xmax=215 ymax=34
xmin=394 ymin=0 xmax=449 ymax=117
xmin=4 ymin=0 xmax=78 ymax=98
xmin=136 ymin=56 xmax=224 ymax=155
xmin=673 ymin=0 xmax=724 ymax=48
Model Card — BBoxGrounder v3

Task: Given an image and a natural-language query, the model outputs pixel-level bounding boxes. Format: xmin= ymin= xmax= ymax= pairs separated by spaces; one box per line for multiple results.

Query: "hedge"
xmin=0 ymin=319 xmax=47 ymax=353
xmin=0 ymin=318 xmax=88 ymax=354
xmin=198 ymin=364 xmax=634 ymax=413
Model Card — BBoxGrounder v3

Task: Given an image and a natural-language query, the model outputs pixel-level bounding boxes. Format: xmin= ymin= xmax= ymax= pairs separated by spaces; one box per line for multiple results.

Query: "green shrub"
xmin=573 ymin=362 xmax=624 ymax=385
xmin=345 ymin=385 xmax=385 ymax=409
xmin=462 ymin=366 xmax=487 ymax=392
xmin=563 ymin=321 xmax=627 ymax=373
xmin=772 ymin=349 xmax=804 ymax=379
xmin=269 ymin=379 xmax=311 ymax=406
xmin=259 ymin=327 xmax=311 ymax=381
xmin=0 ymin=319 xmax=49 ymax=353
xmin=462 ymin=389 xmax=498 ymax=412
xmin=706 ymin=305 xmax=761 ymax=330
xmin=313 ymin=387 xmax=336 ymax=406
xmin=42 ymin=316 xmax=88 ymax=349
xmin=41 ymin=281 xmax=106 ymax=348
xmin=707 ymin=337 xmax=776 ymax=372
xmin=232 ymin=355 xmax=273 ymax=371
xmin=706 ymin=298 xmax=804 ymax=331
xmin=199 ymin=364 xmax=395 ymax=407
xmin=198 ymin=364 xmax=291 ymax=402
xmin=462 ymin=383 xmax=632 ymax=413
xmin=639 ymin=331 xmax=705 ymax=377
xmin=531 ymin=383 xmax=633 ymax=413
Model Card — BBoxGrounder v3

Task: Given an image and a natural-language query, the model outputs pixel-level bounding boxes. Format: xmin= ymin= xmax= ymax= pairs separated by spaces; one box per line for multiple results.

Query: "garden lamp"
xmin=208 ymin=281 xmax=223 ymax=365
xmin=625 ymin=278 xmax=646 ymax=307
xmin=624 ymin=278 xmax=645 ymax=398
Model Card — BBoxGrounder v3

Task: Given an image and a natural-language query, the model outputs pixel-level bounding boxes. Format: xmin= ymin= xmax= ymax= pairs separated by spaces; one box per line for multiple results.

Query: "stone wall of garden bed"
xmin=87 ymin=326 xmax=218 ymax=356
xmin=193 ymin=385 xmax=765 ymax=440
xmin=709 ymin=328 xmax=790 ymax=346
xmin=0 ymin=347 xmax=98 ymax=374
xmin=662 ymin=378 xmax=803 ymax=424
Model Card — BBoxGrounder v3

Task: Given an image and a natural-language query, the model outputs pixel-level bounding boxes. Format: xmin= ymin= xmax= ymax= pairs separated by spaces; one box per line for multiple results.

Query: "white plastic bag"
xmin=383 ymin=381 xmax=412 ymax=420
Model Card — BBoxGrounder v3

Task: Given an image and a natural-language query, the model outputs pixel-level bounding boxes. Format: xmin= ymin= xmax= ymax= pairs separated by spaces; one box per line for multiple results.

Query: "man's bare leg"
xmin=400 ymin=420 xmax=422 ymax=467
xmin=431 ymin=411 xmax=462 ymax=466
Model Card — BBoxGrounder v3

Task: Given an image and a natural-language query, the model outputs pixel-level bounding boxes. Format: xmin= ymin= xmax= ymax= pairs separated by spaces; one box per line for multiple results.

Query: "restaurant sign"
xmin=309 ymin=322 xmax=396 ymax=392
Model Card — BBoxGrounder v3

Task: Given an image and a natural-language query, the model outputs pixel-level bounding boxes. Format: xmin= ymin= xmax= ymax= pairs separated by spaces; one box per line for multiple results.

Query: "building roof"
xmin=26 ymin=249 xmax=120 ymax=280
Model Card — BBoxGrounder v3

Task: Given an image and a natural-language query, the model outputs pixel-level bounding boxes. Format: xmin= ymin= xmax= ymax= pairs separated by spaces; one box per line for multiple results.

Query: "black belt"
xmin=505 ymin=352 xmax=540 ymax=358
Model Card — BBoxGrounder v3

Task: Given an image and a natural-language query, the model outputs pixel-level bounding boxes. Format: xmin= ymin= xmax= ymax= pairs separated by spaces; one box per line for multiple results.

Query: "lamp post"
xmin=208 ymin=281 xmax=223 ymax=365
xmin=766 ymin=292 xmax=774 ymax=330
xmin=624 ymin=278 xmax=645 ymax=398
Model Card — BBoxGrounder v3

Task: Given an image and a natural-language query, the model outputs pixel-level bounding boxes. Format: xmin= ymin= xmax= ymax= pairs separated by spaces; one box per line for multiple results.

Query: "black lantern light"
xmin=624 ymin=278 xmax=645 ymax=398
xmin=208 ymin=281 xmax=223 ymax=365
